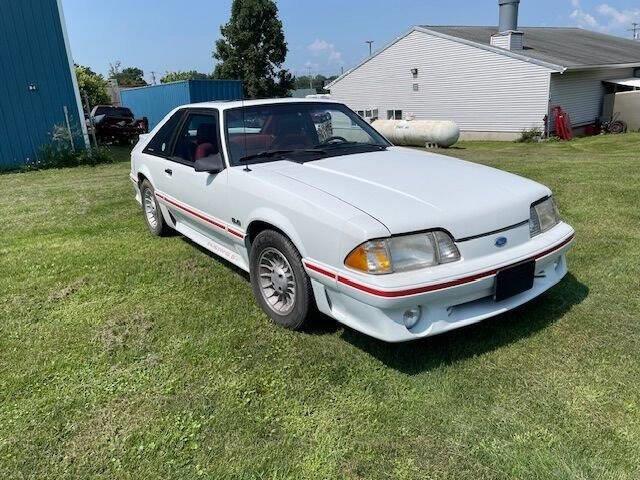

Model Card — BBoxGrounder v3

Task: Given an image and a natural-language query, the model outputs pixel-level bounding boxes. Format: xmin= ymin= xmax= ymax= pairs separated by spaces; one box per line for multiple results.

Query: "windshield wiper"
xmin=239 ymin=148 xmax=327 ymax=165
xmin=313 ymin=141 xmax=387 ymax=151
xmin=239 ymin=150 xmax=295 ymax=163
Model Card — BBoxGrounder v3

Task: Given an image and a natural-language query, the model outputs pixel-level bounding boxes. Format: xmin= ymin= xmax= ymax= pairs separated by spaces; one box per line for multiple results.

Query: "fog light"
xmin=402 ymin=306 xmax=422 ymax=329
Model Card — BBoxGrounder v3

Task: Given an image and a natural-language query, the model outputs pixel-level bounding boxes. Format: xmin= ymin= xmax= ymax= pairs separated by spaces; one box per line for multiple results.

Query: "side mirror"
xmin=194 ymin=153 xmax=224 ymax=174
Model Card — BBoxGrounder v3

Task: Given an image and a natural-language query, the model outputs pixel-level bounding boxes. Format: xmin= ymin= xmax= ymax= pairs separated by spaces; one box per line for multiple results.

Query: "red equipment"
xmin=552 ymin=106 xmax=573 ymax=140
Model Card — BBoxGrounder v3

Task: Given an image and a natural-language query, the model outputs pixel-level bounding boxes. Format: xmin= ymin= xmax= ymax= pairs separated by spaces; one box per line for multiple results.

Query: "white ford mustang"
xmin=130 ymin=98 xmax=574 ymax=342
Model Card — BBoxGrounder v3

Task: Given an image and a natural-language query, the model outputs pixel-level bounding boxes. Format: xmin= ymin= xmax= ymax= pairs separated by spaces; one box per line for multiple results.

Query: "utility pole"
xmin=629 ymin=23 xmax=640 ymax=40
xmin=365 ymin=40 xmax=374 ymax=56
xmin=306 ymin=66 xmax=313 ymax=89
xmin=150 ymin=71 xmax=157 ymax=85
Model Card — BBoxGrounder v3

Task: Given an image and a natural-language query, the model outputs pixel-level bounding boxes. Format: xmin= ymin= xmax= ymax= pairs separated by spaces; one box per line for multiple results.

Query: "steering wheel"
xmin=321 ymin=136 xmax=348 ymax=145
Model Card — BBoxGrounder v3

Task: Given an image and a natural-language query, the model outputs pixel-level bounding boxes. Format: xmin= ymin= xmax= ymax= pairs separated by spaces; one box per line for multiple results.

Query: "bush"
xmin=517 ymin=127 xmax=543 ymax=143
xmin=23 ymin=125 xmax=115 ymax=172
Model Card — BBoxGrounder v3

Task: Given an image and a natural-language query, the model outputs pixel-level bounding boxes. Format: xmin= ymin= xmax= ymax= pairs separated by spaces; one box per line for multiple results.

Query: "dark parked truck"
xmin=90 ymin=106 xmax=148 ymax=145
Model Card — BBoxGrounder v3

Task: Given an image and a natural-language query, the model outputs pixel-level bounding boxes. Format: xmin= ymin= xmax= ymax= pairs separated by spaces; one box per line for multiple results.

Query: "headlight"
xmin=344 ymin=231 xmax=461 ymax=274
xmin=530 ymin=196 xmax=560 ymax=237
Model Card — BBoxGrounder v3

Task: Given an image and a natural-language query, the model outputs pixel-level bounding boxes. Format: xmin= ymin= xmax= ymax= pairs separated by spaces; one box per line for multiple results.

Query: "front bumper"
xmin=304 ymin=223 xmax=575 ymax=342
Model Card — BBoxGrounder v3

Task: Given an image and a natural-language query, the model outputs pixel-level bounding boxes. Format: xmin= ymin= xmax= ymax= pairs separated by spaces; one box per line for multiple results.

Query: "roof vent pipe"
xmin=498 ymin=0 xmax=520 ymax=33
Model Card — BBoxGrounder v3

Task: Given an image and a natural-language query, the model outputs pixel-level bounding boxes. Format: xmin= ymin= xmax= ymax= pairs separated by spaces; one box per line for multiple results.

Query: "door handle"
xmin=164 ymin=168 xmax=173 ymax=176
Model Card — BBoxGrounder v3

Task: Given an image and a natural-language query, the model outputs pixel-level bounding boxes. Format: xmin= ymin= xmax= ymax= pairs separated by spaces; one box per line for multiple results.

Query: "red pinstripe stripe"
xmin=155 ymin=192 xmax=245 ymax=239
xmin=304 ymin=262 xmax=338 ymax=279
xmin=304 ymin=233 xmax=574 ymax=298
xmin=227 ymin=228 xmax=245 ymax=239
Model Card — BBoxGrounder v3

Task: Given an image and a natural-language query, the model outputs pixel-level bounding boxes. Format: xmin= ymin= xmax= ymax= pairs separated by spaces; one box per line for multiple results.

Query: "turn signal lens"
xmin=345 ymin=231 xmax=460 ymax=274
xmin=345 ymin=240 xmax=393 ymax=274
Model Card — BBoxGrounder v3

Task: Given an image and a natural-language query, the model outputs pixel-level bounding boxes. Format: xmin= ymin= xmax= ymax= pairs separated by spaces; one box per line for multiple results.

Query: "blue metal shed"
xmin=120 ymin=80 xmax=243 ymax=129
xmin=0 ymin=0 xmax=87 ymax=170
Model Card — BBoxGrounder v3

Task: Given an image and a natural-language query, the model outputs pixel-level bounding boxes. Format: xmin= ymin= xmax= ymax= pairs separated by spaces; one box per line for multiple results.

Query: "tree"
xmin=293 ymin=74 xmax=338 ymax=93
xmin=160 ymin=70 xmax=211 ymax=83
xmin=213 ymin=0 xmax=294 ymax=98
xmin=109 ymin=61 xmax=147 ymax=87
xmin=75 ymin=65 xmax=110 ymax=108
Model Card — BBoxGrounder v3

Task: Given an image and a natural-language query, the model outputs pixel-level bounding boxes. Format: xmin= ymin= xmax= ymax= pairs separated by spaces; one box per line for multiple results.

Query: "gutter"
xmin=562 ymin=62 xmax=640 ymax=72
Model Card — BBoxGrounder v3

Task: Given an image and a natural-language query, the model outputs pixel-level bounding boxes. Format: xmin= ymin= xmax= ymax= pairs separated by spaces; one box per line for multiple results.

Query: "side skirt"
xmin=173 ymin=221 xmax=250 ymax=272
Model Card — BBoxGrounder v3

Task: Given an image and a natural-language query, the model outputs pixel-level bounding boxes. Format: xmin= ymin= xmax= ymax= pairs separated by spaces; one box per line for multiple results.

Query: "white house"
xmin=327 ymin=0 xmax=640 ymax=140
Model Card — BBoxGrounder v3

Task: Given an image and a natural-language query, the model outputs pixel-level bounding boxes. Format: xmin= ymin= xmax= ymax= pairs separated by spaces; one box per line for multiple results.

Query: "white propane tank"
xmin=372 ymin=119 xmax=460 ymax=148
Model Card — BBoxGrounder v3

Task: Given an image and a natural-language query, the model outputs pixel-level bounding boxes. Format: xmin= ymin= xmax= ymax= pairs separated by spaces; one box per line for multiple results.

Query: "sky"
xmin=62 ymin=0 xmax=640 ymax=82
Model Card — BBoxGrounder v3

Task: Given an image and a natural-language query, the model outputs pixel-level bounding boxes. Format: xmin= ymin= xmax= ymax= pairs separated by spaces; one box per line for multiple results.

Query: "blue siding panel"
xmin=188 ymin=80 xmax=243 ymax=103
xmin=120 ymin=80 xmax=243 ymax=129
xmin=120 ymin=82 xmax=191 ymax=130
xmin=0 ymin=0 xmax=83 ymax=169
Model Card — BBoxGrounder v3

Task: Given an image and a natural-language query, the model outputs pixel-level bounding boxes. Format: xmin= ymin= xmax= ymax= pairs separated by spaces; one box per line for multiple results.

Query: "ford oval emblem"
xmin=495 ymin=236 xmax=508 ymax=248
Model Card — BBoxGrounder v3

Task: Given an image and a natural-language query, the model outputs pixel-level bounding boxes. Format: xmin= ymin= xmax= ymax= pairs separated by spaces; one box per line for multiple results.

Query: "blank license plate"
xmin=494 ymin=260 xmax=535 ymax=302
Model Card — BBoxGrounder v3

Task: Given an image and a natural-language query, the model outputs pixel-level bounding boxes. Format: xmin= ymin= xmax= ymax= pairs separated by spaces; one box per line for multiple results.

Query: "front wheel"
xmin=249 ymin=230 xmax=314 ymax=330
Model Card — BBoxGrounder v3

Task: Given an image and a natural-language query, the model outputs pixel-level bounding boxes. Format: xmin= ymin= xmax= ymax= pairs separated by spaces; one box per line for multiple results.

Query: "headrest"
xmin=196 ymin=123 xmax=217 ymax=143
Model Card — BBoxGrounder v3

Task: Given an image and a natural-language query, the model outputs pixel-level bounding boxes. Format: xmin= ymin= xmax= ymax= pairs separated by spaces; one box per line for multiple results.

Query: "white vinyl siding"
xmin=329 ymin=30 xmax=553 ymax=133
xmin=549 ymin=67 xmax=634 ymax=127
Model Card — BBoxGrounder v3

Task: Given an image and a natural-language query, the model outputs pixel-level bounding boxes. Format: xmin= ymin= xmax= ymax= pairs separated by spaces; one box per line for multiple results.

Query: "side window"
xmin=172 ymin=112 xmax=220 ymax=164
xmin=144 ymin=111 xmax=184 ymax=156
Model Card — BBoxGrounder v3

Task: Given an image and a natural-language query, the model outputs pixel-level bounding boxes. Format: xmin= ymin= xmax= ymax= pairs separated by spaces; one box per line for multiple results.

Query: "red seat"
xmin=229 ymin=134 xmax=274 ymax=152
xmin=195 ymin=142 xmax=216 ymax=160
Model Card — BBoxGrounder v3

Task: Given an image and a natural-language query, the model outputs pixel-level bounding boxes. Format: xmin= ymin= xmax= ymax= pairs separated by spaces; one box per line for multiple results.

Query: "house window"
xmin=412 ymin=83 xmax=419 ymax=92
xmin=387 ymin=110 xmax=402 ymax=120
xmin=358 ymin=108 xmax=379 ymax=121
xmin=411 ymin=68 xmax=419 ymax=79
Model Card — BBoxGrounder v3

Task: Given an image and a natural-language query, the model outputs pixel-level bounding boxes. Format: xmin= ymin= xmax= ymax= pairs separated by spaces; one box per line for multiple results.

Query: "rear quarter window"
xmin=143 ymin=111 xmax=184 ymax=156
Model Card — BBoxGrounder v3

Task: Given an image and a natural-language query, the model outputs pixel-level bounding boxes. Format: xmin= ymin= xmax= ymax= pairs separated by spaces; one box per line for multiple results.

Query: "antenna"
xmin=365 ymin=40 xmax=374 ymax=56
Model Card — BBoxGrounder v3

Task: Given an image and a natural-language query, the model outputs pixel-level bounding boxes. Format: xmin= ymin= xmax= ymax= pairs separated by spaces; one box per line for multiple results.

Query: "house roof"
xmin=327 ymin=26 xmax=640 ymax=89
xmin=423 ymin=26 xmax=640 ymax=70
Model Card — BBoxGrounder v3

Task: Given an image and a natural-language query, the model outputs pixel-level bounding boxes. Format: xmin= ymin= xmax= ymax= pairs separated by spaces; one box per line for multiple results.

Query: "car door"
xmin=139 ymin=108 xmax=186 ymax=200
xmin=158 ymin=109 xmax=233 ymax=250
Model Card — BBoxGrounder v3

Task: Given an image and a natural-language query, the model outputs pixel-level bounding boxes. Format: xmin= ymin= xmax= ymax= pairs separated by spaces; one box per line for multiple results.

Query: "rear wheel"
xmin=249 ymin=230 xmax=314 ymax=330
xmin=140 ymin=179 xmax=170 ymax=236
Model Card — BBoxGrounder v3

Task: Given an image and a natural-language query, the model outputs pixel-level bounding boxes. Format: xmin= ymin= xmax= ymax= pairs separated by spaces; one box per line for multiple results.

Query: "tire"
xmin=249 ymin=230 xmax=314 ymax=330
xmin=140 ymin=179 xmax=170 ymax=236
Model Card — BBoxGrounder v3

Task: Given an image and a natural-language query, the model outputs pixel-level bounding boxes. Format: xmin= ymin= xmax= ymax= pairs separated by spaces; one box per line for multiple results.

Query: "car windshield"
xmin=224 ymin=102 xmax=390 ymax=166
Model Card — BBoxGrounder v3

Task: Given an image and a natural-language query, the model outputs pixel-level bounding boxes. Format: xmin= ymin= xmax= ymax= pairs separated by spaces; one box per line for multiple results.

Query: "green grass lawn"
xmin=1 ymin=136 xmax=639 ymax=479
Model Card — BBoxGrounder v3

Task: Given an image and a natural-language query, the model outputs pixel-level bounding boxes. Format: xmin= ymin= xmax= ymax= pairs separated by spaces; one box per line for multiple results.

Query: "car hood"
xmin=263 ymin=147 xmax=550 ymax=239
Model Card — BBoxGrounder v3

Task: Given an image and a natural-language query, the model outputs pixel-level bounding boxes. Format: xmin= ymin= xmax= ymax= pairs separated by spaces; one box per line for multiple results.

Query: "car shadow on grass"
xmin=181 ymin=237 xmax=251 ymax=281
xmin=331 ymin=273 xmax=588 ymax=374
xmin=181 ymin=236 xmax=588 ymax=375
